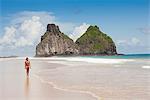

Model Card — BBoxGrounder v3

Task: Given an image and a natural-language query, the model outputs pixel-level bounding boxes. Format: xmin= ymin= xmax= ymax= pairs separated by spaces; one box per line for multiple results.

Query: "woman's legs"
xmin=26 ymin=68 xmax=29 ymax=76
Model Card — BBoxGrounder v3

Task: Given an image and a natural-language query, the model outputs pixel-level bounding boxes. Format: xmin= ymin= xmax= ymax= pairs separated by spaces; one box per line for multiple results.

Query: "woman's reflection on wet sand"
xmin=25 ymin=77 xmax=30 ymax=97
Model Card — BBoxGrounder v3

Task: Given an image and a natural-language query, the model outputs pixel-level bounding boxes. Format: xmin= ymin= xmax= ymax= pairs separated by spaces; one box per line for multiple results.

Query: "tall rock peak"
xmin=47 ymin=24 xmax=60 ymax=33
xmin=36 ymin=24 xmax=79 ymax=57
xmin=36 ymin=24 xmax=117 ymax=57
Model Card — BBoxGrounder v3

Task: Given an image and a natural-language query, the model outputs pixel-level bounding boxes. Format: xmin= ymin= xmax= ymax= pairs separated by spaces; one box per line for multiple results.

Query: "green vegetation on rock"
xmin=36 ymin=24 xmax=117 ymax=57
xmin=75 ymin=25 xmax=117 ymax=55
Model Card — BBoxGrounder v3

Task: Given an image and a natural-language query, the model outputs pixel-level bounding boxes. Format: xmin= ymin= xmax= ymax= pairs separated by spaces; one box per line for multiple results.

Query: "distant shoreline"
xmin=0 ymin=56 xmax=18 ymax=58
xmin=1 ymin=54 xmax=150 ymax=59
xmin=35 ymin=53 xmax=124 ymax=57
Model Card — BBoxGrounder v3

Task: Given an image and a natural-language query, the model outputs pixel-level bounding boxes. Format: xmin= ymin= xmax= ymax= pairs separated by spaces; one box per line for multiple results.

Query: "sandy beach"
xmin=0 ymin=57 xmax=150 ymax=100
xmin=0 ymin=58 xmax=98 ymax=100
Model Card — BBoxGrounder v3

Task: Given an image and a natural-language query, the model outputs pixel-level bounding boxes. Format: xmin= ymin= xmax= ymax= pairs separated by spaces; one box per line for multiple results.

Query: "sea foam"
xmin=16 ymin=56 xmax=133 ymax=64
xmin=142 ymin=66 xmax=150 ymax=69
xmin=33 ymin=74 xmax=101 ymax=100
xmin=47 ymin=57 xmax=133 ymax=64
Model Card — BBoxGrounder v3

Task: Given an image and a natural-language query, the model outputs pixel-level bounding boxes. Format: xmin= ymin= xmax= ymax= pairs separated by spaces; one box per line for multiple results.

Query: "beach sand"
xmin=0 ymin=57 xmax=150 ymax=100
xmin=0 ymin=58 xmax=98 ymax=100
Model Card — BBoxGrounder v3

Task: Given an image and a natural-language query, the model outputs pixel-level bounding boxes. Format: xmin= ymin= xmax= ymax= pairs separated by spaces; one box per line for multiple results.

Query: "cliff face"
xmin=36 ymin=24 xmax=117 ymax=57
xmin=75 ymin=25 xmax=117 ymax=55
xmin=36 ymin=24 xmax=79 ymax=56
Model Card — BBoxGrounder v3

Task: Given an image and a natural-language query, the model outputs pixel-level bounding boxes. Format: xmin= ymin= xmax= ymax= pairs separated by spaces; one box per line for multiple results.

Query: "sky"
xmin=0 ymin=0 xmax=150 ymax=56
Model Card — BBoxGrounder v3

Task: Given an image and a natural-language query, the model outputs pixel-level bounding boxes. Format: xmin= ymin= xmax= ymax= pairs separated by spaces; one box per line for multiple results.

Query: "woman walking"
xmin=25 ymin=57 xmax=31 ymax=76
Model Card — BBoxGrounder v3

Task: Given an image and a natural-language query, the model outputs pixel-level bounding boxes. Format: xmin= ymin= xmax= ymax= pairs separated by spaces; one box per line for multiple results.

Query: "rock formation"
xmin=36 ymin=24 xmax=117 ymax=57
xmin=36 ymin=24 xmax=79 ymax=56
xmin=75 ymin=25 xmax=117 ymax=55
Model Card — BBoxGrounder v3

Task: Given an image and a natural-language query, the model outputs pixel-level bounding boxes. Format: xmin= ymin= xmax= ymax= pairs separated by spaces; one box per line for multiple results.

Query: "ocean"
xmin=31 ymin=54 xmax=150 ymax=100
xmin=80 ymin=54 xmax=150 ymax=59
xmin=1 ymin=54 xmax=149 ymax=100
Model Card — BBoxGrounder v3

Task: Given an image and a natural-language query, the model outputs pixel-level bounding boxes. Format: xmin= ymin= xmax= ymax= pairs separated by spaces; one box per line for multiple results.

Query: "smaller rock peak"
xmin=87 ymin=25 xmax=100 ymax=32
xmin=47 ymin=24 xmax=60 ymax=33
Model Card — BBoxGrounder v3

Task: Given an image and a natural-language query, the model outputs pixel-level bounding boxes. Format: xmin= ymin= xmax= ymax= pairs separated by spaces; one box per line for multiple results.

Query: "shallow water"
xmin=0 ymin=57 xmax=149 ymax=100
xmin=35 ymin=58 xmax=150 ymax=100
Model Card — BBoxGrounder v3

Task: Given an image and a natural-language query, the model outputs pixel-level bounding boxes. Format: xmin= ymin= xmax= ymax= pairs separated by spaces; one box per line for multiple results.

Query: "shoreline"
xmin=33 ymin=74 xmax=101 ymax=100
xmin=0 ymin=59 xmax=99 ymax=100
xmin=33 ymin=57 xmax=150 ymax=100
xmin=0 ymin=57 xmax=150 ymax=100
xmin=15 ymin=56 xmax=134 ymax=64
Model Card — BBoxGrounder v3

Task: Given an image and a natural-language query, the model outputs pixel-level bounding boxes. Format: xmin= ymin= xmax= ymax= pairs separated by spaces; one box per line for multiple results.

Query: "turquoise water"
xmin=80 ymin=54 xmax=150 ymax=59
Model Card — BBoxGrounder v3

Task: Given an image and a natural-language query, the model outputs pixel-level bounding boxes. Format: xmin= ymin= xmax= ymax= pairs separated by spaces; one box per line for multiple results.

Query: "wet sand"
xmin=0 ymin=57 xmax=150 ymax=100
xmin=0 ymin=58 xmax=98 ymax=100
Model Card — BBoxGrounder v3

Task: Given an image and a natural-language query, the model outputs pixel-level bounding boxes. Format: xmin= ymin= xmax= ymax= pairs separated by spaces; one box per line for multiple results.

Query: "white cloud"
xmin=116 ymin=40 xmax=127 ymax=45
xmin=0 ymin=11 xmax=90 ymax=56
xmin=0 ymin=16 xmax=45 ymax=48
xmin=0 ymin=26 xmax=16 ymax=45
xmin=116 ymin=37 xmax=150 ymax=54
xmin=69 ymin=23 xmax=90 ymax=41
xmin=117 ymin=37 xmax=141 ymax=46
xmin=11 ymin=11 xmax=56 ymax=26
xmin=131 ymin=37 xmax=140 ymax=45
xmin=11 ymin=11 xmax=76 ymax=34
xmin=57 ymin=22 xmax=76 ymax=34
